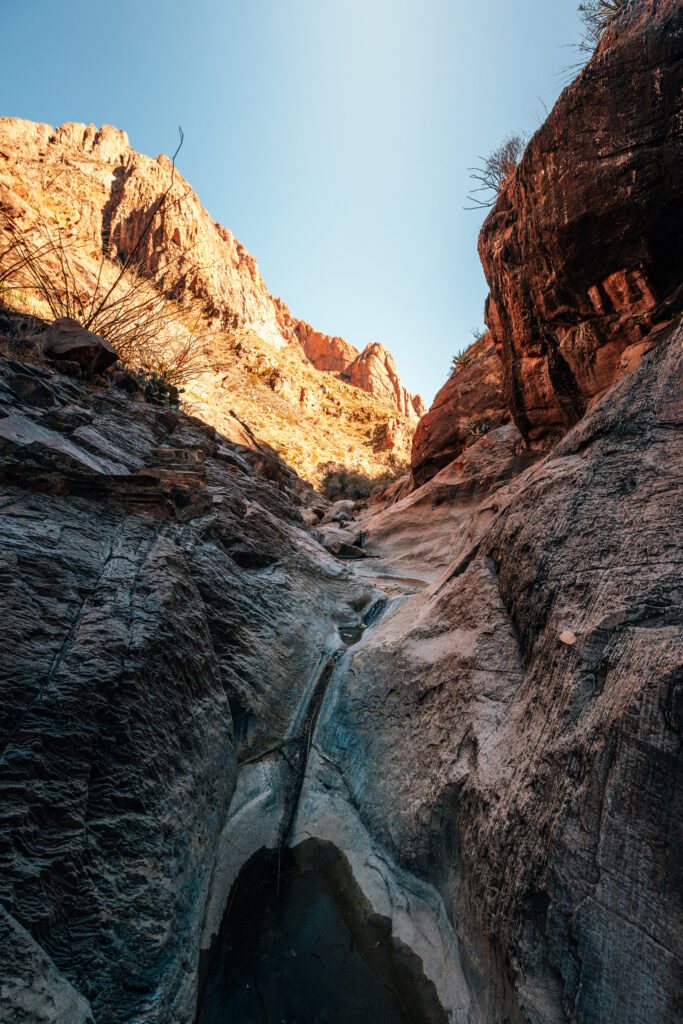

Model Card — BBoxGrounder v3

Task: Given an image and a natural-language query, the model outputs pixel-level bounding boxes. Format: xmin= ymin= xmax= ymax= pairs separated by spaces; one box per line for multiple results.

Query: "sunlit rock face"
xmin=479 ymin=0 xmax=683 ymax=443
xmin=0 ymin=116 xmax=424 ymax=427
xmin=347 ymin=342 xmax=427 ymax=420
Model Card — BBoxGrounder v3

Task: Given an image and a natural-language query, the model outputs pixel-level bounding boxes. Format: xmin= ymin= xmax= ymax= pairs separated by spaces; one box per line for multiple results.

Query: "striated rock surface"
xmin=411 ymin=333 xmax=509 ymax=486
xmin=479 ymin=0 xmax=683 ymax=442
xmin=0 ymin=343 xmax=376 ymax=1024
xmin=307 ymin=325 xmax=683 ymax=1024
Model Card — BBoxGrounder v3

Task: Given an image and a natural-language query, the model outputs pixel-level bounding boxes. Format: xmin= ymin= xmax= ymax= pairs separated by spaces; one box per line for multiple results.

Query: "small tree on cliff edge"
xmin=465 ymin=132 xmax=528 ymax=210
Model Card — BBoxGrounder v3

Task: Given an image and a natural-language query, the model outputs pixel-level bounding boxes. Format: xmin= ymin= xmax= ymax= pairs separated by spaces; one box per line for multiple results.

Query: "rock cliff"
xmin=0 ymin=117 xmax=423 ymax=482
xmin=409 ymin=0 xmax=682 ymax=488
xmin=411 ymin=332 xmax=509 ymax=486
xmin=478 ymin=0 xmax=683 ymax=443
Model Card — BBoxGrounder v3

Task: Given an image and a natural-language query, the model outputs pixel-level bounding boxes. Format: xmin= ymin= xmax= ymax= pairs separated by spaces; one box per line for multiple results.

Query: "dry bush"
xmin=465 ymin=132 xmax=529 ymax=210
xmin=0 ymin=128 xmax=222 ymax=394
xmin=0 ymin=214 xmax=218 ymax=387
xmin=578 ymin=0 xmax=628 ymax=52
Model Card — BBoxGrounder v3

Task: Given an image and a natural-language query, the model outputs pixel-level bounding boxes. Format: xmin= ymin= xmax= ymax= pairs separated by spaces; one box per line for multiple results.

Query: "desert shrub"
xmin=451 ymin=350 xmax=473 ymax=373
xmin=0 ymin=128 xmax=220 ymax=398
xmin=320 ymin=462 xmax=407 ymax=500
xmin=450 ymin=328 xmax=488 ymax=376
xmin=465 ymin=132 xmax=528 ymax=210
xmin=463 ymin=418 xmax=492 ymax=443
xmin=578 ymin=0 xmax=628 ymax=52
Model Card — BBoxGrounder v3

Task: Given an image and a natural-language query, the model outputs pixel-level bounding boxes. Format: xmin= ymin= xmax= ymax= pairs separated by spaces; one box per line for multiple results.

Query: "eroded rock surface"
xmin=479 ymin=0 xmax=683 ymax=442
xmin=0 ymin=352 xmax=373 ymax=1024
xmin=309 ymin=327 xmax=683 ymax=1023
xmin=411 ymin=333 xmax=509 ymax=486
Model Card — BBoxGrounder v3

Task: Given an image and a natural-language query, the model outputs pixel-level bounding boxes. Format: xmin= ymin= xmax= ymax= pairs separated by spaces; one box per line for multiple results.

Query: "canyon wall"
xmin=479 ymin=0 xmax=683 ymax=443
xmin=412 ymin=0 xmax=682 ymax=486
xmin=0 ymin=117 xmax=424 ymax=483
xmin=0 ymin=1 xmax=681 ymax=1022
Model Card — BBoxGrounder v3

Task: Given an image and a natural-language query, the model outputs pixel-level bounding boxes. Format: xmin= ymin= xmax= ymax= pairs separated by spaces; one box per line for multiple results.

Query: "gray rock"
xmin=0 ymin=907 xmax=95 ymax=1023
xmin=0 ymin=355 xmax=372 ymax=1024
xmin=309 ymin=326 xmax=683 ymax=1024
xmin=43 ymin=317 xmax=118 ymax=373
xmin=322 ymin=498 xmax=356 ymax=524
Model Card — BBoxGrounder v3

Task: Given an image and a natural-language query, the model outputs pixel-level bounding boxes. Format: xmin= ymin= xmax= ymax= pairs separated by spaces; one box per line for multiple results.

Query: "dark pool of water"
xmin=196 ymin=845 xmax=445 ymax=1024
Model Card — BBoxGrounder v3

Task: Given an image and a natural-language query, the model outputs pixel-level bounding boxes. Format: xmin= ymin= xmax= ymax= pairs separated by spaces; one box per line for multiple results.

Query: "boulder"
xmin=313 ymin=522 xmax=363 ymax=552
xmin=44 ymin=317 xmax=118 ymax=373
xmin=328 ymin=539 xmax=366 ymax=559
xmin=299 ymin=508 xmax=320 ymax=527
xmin=321 ymin=498 xmax=356 ymax=524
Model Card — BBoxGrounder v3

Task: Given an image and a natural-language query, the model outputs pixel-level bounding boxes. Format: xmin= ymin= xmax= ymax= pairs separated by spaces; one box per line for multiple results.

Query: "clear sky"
xmin=3 ymin=0 xmax=584 ymax=405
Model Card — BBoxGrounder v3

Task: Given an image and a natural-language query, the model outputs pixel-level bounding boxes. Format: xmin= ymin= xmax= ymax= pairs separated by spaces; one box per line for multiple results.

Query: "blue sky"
xmin=3 ymin=0 xmax=584 ymax=404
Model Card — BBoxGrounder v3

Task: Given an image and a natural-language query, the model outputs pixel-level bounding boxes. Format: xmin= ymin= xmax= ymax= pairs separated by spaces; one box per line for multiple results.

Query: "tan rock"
xmin=0 ymin=117 xmax=421 ymax=487
xmin=296 ymin=322 xmax=358 ymax=373
xmin=347 ymin=343 xmax=426 ymax=421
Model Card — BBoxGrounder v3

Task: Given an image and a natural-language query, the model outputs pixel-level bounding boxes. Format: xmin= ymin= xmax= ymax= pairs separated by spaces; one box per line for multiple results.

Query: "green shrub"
xmin=463 ymin=418 xmax=492 ymax=443
xmin=451 ymin=350 xmax=474 ymax=374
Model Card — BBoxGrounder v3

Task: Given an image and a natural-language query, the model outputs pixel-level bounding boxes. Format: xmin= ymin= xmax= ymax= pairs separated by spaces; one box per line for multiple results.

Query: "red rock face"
xmin=479 ymin=0 xmax=683 ymax=443
xmin=410 ymin=334 xmax=509 ymax=486
xmin=295 ymin=322 xmax=359 ymax=373
xmin=347 ymin=342 xmax=426 ymax=420
xmin=0 ymin=118 xmax=423 ymax=419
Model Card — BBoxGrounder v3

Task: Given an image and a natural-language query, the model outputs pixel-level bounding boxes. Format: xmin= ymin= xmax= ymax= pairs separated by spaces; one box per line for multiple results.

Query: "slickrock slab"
xmin=314 ymin=327 xmax=683 ymax=1024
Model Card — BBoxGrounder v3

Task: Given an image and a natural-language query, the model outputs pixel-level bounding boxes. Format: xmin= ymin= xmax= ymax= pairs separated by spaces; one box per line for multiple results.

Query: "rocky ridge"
xmin=0 ymin=116 xmax=423 ymax=484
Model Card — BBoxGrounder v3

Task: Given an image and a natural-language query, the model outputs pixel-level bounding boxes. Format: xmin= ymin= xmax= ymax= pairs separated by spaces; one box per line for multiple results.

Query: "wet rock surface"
xmin=1 ymin=327 xmax=680 ymax=1024
xmin=198 ymin=843 xmax=446 ymax=1024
